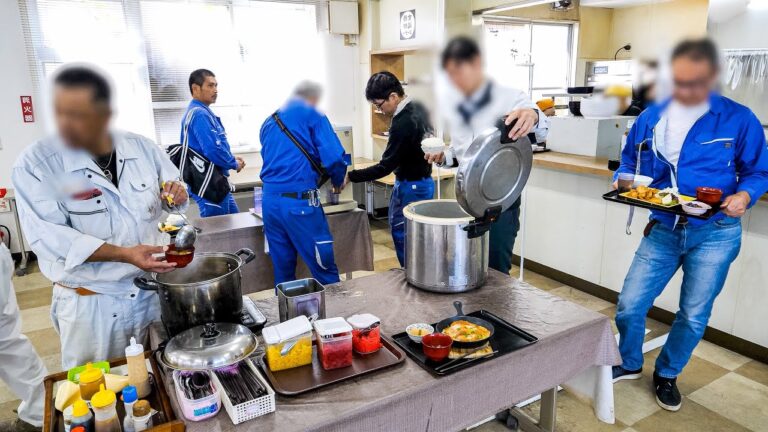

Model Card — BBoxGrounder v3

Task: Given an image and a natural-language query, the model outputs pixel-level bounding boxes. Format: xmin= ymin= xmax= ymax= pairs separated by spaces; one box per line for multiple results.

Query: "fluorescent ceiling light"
xmin=473 ymin=0 xmax=553 ymax=15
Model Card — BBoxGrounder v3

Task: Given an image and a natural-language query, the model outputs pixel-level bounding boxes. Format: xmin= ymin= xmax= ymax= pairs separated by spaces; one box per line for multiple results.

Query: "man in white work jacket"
xmin=426 ymin=36 xmax=541 ymax=275
xmin=0 ymin=244 xmax=47 ymax=432
xmin=12 ymin=66 xmax=188 ymax=370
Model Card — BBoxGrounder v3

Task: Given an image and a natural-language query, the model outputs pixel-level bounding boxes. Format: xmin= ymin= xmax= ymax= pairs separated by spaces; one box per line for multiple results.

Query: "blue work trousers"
xmin=262 ymin=192 xmax=340 ymax=286
xmin=390 ymin=177 xmax=435 ymax=267
xmin=616 ymin=216 xmax=742 ymax=378
xmin=192 ymin=192 xmax=239 ymax=218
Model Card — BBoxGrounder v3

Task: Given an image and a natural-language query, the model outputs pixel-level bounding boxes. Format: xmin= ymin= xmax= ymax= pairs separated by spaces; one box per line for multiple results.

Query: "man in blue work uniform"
xmin=259 ymin=82 xmax=347 ymax=285
xmin=180 ymin=69 xmax=245 ymax=217
xmin=346 ymin=72 xmax=435 ymax=266
xmin=611 ymin=39 xmax=768 ymax=412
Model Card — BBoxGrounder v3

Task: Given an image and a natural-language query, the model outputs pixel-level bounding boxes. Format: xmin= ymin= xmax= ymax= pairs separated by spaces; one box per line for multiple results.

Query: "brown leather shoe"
xmin=0 ymin=418 xmax=42 ymax=432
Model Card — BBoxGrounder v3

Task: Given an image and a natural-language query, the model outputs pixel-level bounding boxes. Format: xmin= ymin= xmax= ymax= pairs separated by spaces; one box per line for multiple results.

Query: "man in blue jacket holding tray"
xmin=611 ymin=38 xmax=768 ymax=412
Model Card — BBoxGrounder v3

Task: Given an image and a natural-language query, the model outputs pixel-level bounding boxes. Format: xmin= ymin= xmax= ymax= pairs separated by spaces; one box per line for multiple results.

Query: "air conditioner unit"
xmin=329 ymin=1 xmax=359 ymax=35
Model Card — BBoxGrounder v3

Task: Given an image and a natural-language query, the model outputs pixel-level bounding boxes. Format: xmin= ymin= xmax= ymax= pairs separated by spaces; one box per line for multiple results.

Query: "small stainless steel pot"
xmin=134 ymin=248 xmax=255 ymax=336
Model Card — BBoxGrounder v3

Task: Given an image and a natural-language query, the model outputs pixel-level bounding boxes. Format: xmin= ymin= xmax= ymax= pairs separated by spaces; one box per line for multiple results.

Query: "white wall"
xmin=378 ymin=0 xmax=443 ymax=49
xmin=0 ymin=1 xmax=44 ymax=253
xmin=708 ymin=1 xmax=767 ymax=49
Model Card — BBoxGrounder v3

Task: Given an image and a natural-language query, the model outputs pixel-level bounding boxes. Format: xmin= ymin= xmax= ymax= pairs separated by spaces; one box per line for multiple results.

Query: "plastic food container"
xmin=173 ymin=371 xmax=221 ymax=422
xmin=347 ymin=313 xmax=382 ymax=354
xmin=313 ymin=317 xmax=353 ymax=370
xmin=263 ymin=316 xmax=313 ymax=372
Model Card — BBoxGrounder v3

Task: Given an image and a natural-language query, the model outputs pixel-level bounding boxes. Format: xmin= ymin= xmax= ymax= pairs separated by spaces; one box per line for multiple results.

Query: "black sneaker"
xmin=612 ymin=365 xmax=643 ymax=383
xmin=653 ymin=372 xmax=682 ymax=411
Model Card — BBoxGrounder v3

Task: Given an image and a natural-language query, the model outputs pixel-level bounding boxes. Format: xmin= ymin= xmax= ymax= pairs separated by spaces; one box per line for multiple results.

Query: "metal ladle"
xmin=162 ymin=184 xmax=197 ymax=250
xmin=171 ymin=206 xmax=197 ymax=250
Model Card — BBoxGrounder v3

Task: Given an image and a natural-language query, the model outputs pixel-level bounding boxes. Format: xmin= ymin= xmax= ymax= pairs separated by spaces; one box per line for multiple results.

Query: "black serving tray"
xmin=602 ymin=190 xmax=719 ymax=220
xmin=391 ymin=310 xmax=538 ymax=376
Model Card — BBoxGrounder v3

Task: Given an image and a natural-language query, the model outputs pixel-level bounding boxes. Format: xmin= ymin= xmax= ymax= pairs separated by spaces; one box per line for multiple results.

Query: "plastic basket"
xmin=211 ymin=358 xmax=275 ymax=425
xmin=172 ymin=370 xmax=221 ymax=422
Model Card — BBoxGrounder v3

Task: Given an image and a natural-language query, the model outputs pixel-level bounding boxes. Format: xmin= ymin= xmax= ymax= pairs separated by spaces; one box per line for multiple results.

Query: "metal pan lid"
xmin=162 ymin=322 xmax=258 ymax=370
xmin=455 ymin=127 xmax=533 ymax=218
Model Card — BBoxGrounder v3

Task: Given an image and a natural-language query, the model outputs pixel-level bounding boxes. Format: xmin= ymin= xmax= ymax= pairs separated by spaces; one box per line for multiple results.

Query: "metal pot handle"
xmin=235 ymin=248 xmax=256 ymax=265
xmin=134 ymin=277 xmax=162 ymax=291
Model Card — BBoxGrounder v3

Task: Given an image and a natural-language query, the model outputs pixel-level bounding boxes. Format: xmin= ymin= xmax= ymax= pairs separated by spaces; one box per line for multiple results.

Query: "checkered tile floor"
xmin=4 ymin=219 xmax=767 ymax=431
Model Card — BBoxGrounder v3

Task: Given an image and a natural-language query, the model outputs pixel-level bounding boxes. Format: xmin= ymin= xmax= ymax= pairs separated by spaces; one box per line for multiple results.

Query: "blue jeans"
xmin=192 ymin=192 xmax=239 ymax=217
xmin=262 ymin=192 xmax=340 ymax=286
xmin=616 ymin=216 xmax=742 ymax=378
xmin=390 ymin=177 xmax=435 ymax=267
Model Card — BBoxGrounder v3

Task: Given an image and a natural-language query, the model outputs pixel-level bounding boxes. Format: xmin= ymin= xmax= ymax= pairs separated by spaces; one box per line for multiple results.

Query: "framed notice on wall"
xmin=399 ymin=9 xmax=415 ymax=40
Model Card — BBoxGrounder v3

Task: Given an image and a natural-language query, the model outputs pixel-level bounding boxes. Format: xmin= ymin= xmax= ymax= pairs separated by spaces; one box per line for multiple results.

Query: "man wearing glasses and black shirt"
xmin=345 ymin=71 xmax=434 ymax=267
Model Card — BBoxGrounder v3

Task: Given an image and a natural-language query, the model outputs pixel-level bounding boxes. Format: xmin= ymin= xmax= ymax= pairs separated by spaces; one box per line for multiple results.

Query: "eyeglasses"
xmin=373 ymin=99 xmax=386 ymax=110
xmin=674 ymin=78 xmax=711 ymax=90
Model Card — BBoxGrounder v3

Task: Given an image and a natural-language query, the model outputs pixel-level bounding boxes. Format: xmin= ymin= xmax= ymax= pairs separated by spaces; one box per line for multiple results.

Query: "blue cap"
xmin=122 ymin=385 xmax=138 ymax=403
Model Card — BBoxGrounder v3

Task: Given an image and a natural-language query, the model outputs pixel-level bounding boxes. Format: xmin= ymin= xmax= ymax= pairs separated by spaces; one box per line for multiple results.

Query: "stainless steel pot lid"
xmin=162 ymin=322 xmax=258 ymax=370
xmin=455 ymin=127 xmax=533 ymax=218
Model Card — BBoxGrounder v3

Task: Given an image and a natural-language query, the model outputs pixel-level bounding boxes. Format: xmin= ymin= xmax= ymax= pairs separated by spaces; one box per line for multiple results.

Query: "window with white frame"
xmin=483 ymin=19 xmax=575 ymax=103
xmin=19 ymin=0 xmax=327 ymax=151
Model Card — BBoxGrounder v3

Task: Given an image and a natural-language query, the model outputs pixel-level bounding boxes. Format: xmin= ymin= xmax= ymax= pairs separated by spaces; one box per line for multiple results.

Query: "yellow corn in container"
xmin=262 ymin=316 xmax=313 ymax=372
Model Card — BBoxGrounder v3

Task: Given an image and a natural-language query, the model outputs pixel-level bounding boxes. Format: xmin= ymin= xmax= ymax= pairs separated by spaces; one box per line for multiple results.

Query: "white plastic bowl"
xmin=580 ymin=96 xmax=620 ymax=118
xmin=632 ymin=175 xmax=654 ymax=187
xmin=681 ymin=200 xmax=711 ymax=216
xmin=421 ymin=137 xmax=445 ymax=155
xmin=405 ymin=323 xmax=434 ymax=344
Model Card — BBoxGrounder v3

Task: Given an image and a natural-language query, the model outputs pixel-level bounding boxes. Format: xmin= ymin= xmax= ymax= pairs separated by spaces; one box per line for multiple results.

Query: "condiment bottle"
xmin=78 ymin=363 xmax=105 ymax=401
xmin=91 ymin=384 xmax=121 ymax=432
xmin=63 ymin=404 xmax=74 ymax=432
xmin=70 ymin=399 xmax=94 ymax=432
xmin=125 ymin=337 xmax=151 ymax=398
xmin=122 ymin=385 xmax=138 ymax=432
xmin=132 ymin=400 xmax=154 ymax=431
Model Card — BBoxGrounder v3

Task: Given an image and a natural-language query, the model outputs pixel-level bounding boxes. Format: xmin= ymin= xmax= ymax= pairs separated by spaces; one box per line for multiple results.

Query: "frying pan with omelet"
xmin=435 ymin=301 xmax=495 ymax=349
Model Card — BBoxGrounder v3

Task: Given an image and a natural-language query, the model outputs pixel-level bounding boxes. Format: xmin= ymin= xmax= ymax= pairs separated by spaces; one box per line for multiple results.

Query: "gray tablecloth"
xmin=191 ymin=209 xmax=374 ymax=293
xmin=151 ymin=269 xmax=620 ymax=432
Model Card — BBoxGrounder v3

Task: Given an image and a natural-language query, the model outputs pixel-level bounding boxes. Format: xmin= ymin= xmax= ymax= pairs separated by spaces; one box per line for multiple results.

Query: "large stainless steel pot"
xmin=405 ymin=200 xmax=488 ymax=292
xmin=134 ymin=248 xmax=255 ymax=336
xmin=405 ymin=125 xmax=532 ymax=293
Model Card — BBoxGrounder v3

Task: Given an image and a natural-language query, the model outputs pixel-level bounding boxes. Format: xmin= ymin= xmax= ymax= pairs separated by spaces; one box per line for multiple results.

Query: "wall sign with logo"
xmin=20 ymin=96 xmax=35 ymax=123
xmin=399 ymin=9 xmax=415 ymax=40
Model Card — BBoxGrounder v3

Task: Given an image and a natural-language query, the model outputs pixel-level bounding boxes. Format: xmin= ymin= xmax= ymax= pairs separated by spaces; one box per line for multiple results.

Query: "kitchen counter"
xmin=151 ymin=269 xmax=620 ymax=432
xmin=191 ymin=209 xmax=374 ymax=293
xmin=516 ymin=151 xmax=768 ymax=351
xmin=533 ymin=151 xmax=612 ymax=177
